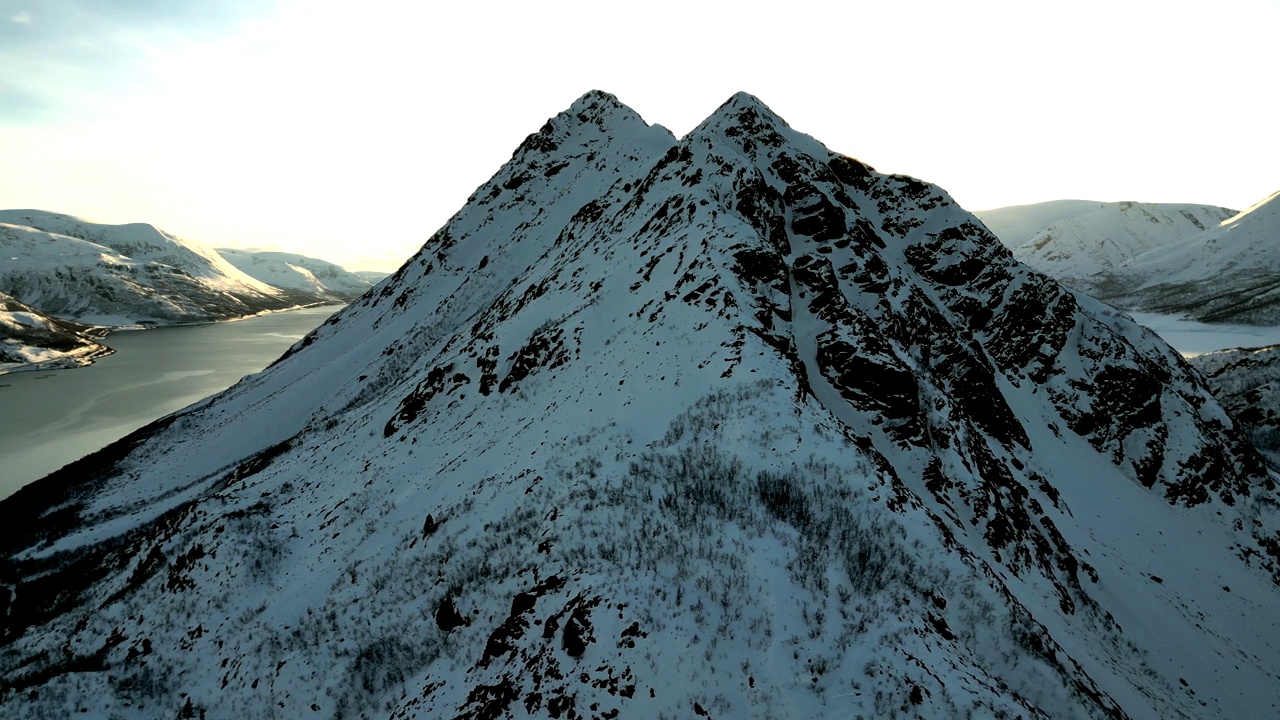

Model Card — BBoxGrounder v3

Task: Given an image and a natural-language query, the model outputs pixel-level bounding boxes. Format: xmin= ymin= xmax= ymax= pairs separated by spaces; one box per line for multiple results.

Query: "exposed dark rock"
xmin=435 ymin=596 xmax=467 ymax=633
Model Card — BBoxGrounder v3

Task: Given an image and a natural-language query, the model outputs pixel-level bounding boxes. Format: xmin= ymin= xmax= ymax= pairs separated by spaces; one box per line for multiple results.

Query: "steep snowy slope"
xmin=0 ymin=211 xmax=316 ymax=325
xmin=2 ymin=92 xmax=1277 ymax=720
xmin=0 ymin=290 xmax=112 ymax=372
xmin=1093 ymin=191 xmax=1280 ymax=323
xmin=1191 ymin=345 xmax=1280 ymax=470
xmin=974 ymin=198 xmax=1102 ymax=248
xmin=1009 ymin=202 xmax=1236 ymax=286
xmin=217 ymin=248 xmax=373 ymax=301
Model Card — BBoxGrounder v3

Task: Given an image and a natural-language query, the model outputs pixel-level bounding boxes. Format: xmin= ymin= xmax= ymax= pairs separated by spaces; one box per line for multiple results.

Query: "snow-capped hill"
xmin=1008 ymin=201 xmax=1236 ymax=285
xmin=0 ymin=209 xmax=277 ymax=292
xmin=1191 ymin=344 xmax=1280 ymax=470
xmin=0 ymin=212 xmax=316 ymax=326
xmin=1093 ymin=190 xmax=1280 ymax=322
xmin=217 ymin=248 xmax=373 ymax=301
xmin=0 ymin=290 xmax=112 ymax=372
xmin=974 ymin=198 xmax=1104 ymax=248
xmin=2 ymin=91 xmax=1277 ymax=719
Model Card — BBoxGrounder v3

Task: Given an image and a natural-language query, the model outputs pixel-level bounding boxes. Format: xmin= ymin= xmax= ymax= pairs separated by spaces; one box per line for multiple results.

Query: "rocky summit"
xmin=2 ymin=91 xmax=1278 ymax=719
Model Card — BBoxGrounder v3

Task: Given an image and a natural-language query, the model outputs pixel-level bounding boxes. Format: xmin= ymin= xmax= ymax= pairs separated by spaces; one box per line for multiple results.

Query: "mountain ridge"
xmin=0 ymin=210 xmax=312 ymax=326
xmin=1 ymin=90 xmax=1276 ymax=719
xmin=1006 ymin=201 xmax=1237 ymax=284
xmin=1092 ymin=190 xmax=1280 ymax=322
xmin=0 ymin=211 xmax=375 ymax=371
xmin=974 ymin=199 xmax=1105 ymax=249
xmin=216 ymin=248 xmax=373 ymax=302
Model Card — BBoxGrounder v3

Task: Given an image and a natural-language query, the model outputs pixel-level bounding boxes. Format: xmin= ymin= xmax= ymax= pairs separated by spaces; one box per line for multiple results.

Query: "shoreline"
xmin=0 ymin=302 xmax=345 ymax=376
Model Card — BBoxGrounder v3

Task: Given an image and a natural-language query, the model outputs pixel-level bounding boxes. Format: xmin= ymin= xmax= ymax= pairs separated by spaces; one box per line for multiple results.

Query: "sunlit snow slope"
xmin=2 ymin=92 xmax=1278 ymax=720
xmin=975 ymin=199 xmax=1103 ymax=249
xmin=1093 ymin=191 xmax=1280 ymax=323
xmin=1006 ymin=201 xmax=1236 ymax=286
xmin=0 ymin=210 xmax=317 ymax=326
xmin=217 ymin=248 xmax=372 ymax=302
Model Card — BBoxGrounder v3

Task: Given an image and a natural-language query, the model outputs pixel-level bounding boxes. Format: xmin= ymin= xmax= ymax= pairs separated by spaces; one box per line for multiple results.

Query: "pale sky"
xmin=1 ymin=0 xmax=1276 ymax=272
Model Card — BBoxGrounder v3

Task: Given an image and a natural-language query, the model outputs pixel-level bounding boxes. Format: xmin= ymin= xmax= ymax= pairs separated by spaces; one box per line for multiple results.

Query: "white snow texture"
xmin=1 ymin=92 xmax=1277 ymax=720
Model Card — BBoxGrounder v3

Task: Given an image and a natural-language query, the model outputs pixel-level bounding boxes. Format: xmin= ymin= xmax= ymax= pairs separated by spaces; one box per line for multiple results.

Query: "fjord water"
xmin=0 ymin=305 xmax=341 ymax=499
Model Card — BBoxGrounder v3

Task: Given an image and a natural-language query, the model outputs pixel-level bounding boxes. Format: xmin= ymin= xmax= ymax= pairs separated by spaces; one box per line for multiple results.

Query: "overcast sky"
xmin=1 ymin=0 xmax=1276 ymax=271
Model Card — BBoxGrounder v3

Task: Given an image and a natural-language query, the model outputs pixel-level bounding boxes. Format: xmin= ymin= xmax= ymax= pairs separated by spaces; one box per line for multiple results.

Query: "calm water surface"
xmin=0 ymin=305 xmax=341 ymax=499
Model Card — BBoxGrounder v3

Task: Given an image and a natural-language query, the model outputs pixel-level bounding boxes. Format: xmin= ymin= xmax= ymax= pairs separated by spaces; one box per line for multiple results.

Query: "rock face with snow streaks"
xmin=1 ymin=91 xmax=1278 ymax=720
xmin=1192 ymin=345 xmax=1280 ymax=471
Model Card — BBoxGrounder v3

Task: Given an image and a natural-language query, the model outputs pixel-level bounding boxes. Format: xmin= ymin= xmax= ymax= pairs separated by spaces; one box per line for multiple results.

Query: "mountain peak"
xmin=559 ymin=89 xmax=648 ymax=132
xmin=568 ymin=88 xmax=627 ymax=113
xmin=4 ymin=92 xmax=1279 ymax=720
xmin=681 ymin=91 xmax=798 ymax=158
xmin=712 ymin=90 xmax=791 ymax=130
xmin=722 ymin=90 xmax=776 ymax=113
xmin=509 ymin=90 xmax=668 ymax=161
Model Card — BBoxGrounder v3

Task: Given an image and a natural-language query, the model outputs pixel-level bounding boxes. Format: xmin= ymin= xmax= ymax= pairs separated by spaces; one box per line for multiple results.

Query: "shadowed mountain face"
xmin=1192 ymin=345 xmax=1280 ymax=471
xmin=2 ymin=91 xmax=1277 ymax=719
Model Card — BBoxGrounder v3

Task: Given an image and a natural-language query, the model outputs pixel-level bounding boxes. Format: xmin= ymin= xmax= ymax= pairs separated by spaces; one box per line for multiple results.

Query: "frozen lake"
xmin=1127 ymin=312 xmax=1280 ymax=357
xmin=0 ymin=305 xmax=341 ymax=499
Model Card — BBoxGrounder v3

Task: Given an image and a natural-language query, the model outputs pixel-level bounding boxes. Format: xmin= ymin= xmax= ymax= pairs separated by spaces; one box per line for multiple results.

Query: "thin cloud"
xmin=0 ymin=0 xmax=276 ymax=125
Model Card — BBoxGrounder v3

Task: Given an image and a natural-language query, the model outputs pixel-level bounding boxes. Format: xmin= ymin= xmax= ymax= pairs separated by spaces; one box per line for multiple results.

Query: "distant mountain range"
xmin=978 ymin=201 xmax=1236 ymax=285
xmin=0 ymin=209 xmax=303 ymax=325
xmin=973 ymin=199 xmax=1103 ymax=248
xmin=1092 ymin=192 xmax=1280 ymax=323
xmin=976 ymin=193 xmax=1280 ymax=323
xmin=0 ymin=209 xmax=382 ymax=372
xmin=216 ymin=248 xmax=375 ymax=303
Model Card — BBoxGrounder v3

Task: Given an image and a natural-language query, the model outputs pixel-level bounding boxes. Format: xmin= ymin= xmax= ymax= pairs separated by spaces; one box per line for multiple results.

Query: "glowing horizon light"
xmin=0 ymin=0 xmax=1276 ymax=272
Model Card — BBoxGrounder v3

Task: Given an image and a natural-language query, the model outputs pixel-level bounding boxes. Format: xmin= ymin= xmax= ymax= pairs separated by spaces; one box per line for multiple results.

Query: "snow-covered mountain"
xmin=1190 ymin=344 xmax=1280 ymax=470
xmin=0 ymin=290 xmax=112 ymax=372
xmin=2 ymin=91 xmax=1278 ymax=719
xmin=217 ymin=248 xmax=373 ymax=302
xmin=1005 ymin=201 xmax=1236 ymax=286
xmin=0 ymin=211 xmax=318 ymax=326
xmin=974 ymin=199 xmax=1103 ymax=249
xmin=1092 ymin=191 xmax=1280 ymax=323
